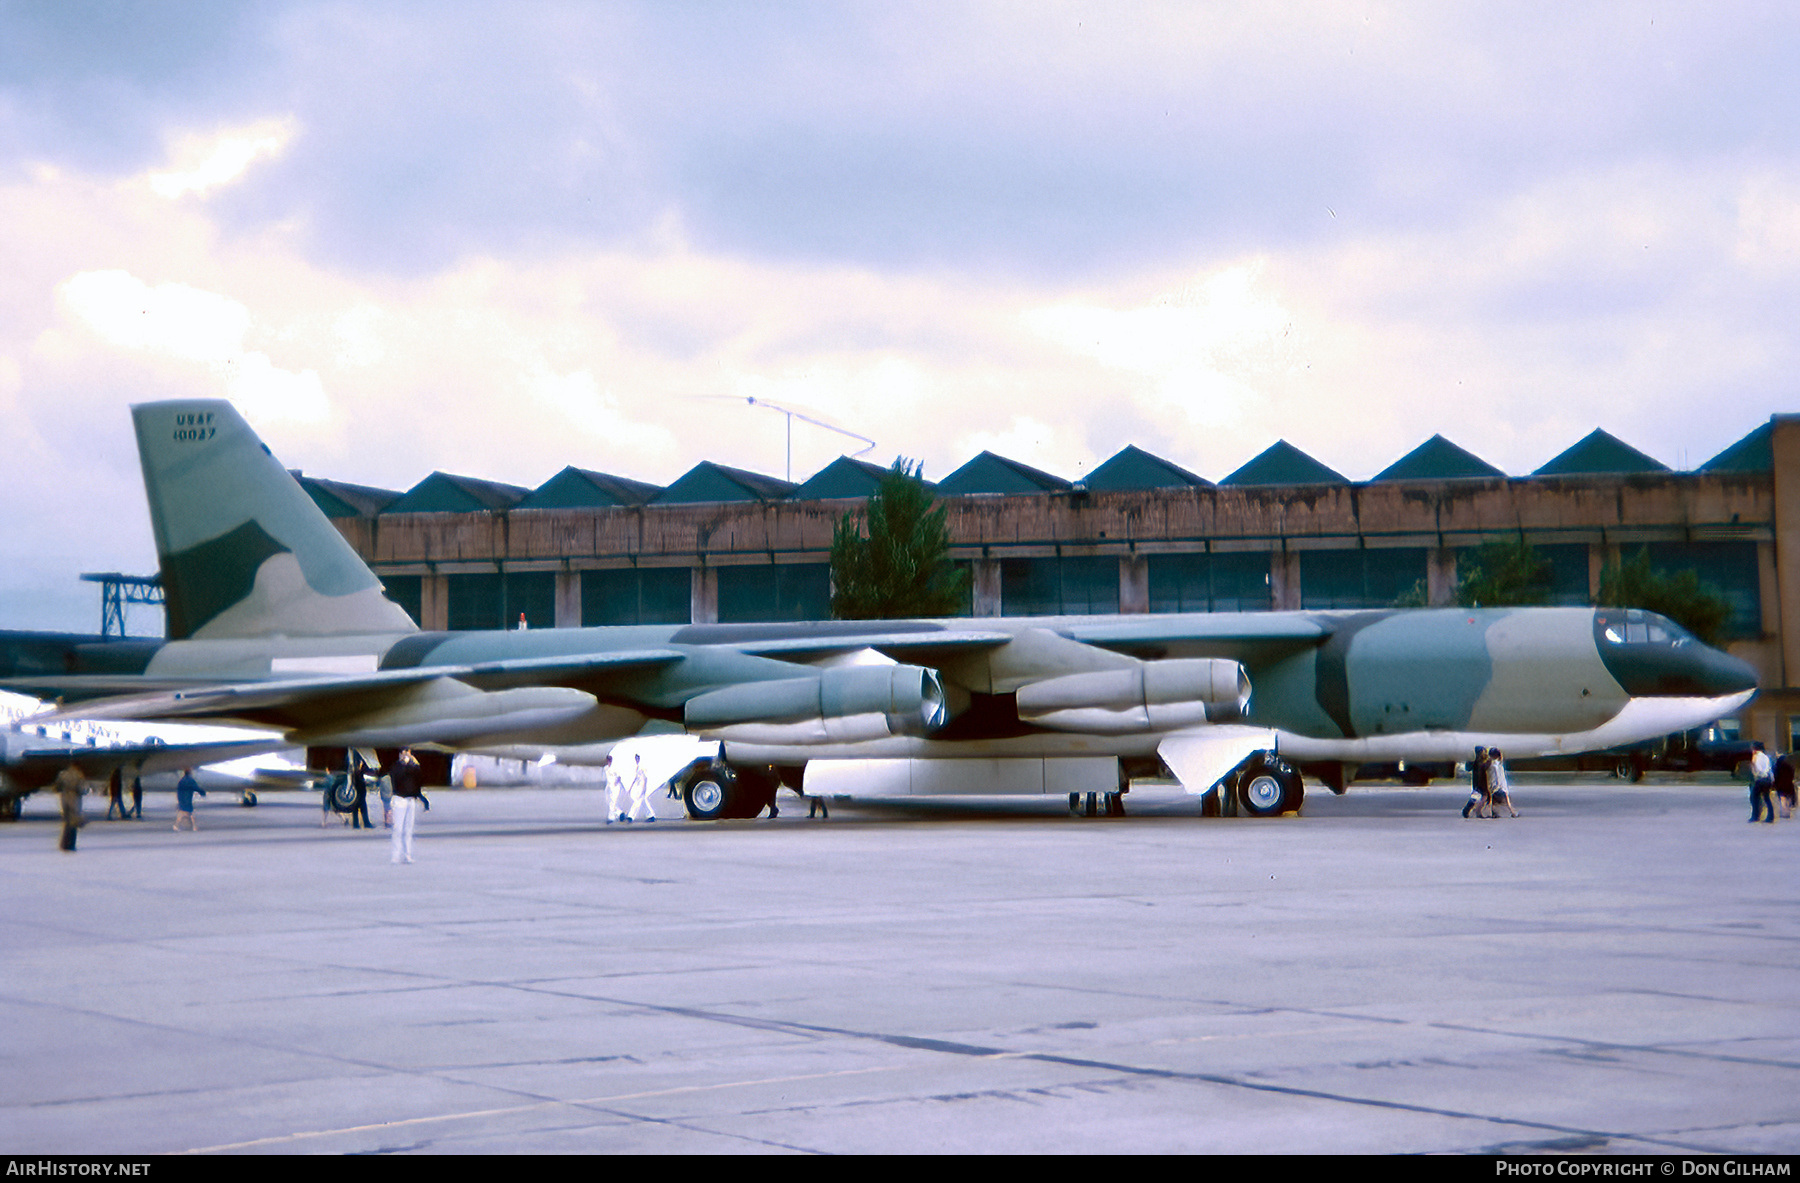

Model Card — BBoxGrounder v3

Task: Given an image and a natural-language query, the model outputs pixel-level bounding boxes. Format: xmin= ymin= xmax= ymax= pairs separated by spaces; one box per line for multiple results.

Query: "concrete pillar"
xmin=554 ymin=571 xmax=582 ymax=629
xmin=1119 ymin=554 xmax=1149 ymax=614
xmin=1426 ymin=547 xmax=1458 ymax=607
xmin=1268 ymin=551 xmax=1302 ymax=611
xmin=421 ymin=575 xmax=449 ymax=631
xmin=691 ymin=566 xmax=718 ymax=624
xmin=1772 ymin=415 xmax=1800 ymax=690
xmin=1589 ymin=543 xmax=1618 ymax=602
xmin=971 ymin=558 xmax=1003 ymax=617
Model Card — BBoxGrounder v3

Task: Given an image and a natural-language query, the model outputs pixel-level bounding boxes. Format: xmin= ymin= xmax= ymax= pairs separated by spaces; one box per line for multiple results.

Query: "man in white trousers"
xmin=389 ymin=749 xmax=424 ymax=862
xmin=624 ymin=753 xmax=656 ymax=823
xmin=604 ymin=754 xmax=625 ymax=823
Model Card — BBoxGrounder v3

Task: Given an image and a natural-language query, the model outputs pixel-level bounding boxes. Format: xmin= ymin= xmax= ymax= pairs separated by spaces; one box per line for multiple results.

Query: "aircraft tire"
xmin=329 ymin=776 xmax=359 ymax=812
xmin=1237 ymin=754 xmax=1302 ymax=818
xmin=241 ymin=791 xmax=258 ymax=807
xmin=683 ymin=765 xmax=735 ymax=821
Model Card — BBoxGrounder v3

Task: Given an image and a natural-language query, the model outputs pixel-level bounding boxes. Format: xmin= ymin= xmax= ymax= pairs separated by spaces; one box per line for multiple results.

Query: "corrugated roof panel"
xmin=1220 ymin=440 xmax=1348 ymax=486
xmin=1700 ymin=420 xmax=1773 ymax=473
xmin=1084 ymin=445 xmax=1211 ymax=491
xmin=1373 ymin=434 xmax=1505 ymax=481
xmin=384 ymin=472 xmax=530 ymax=514
xmin=653 ymin=462 xmax=797 ymax=504
xmin=293 ymin=474 xmax=402 ymax=519
xmin=934 ymin=452 xmax=1070 ymax=496
xmin=1534 ymin=429 xmax=1670 ymax=476
xmin=519 ymin=466 xmax=662 ymax=509
xmin=790 ymin=456 xmax=892 ymax=501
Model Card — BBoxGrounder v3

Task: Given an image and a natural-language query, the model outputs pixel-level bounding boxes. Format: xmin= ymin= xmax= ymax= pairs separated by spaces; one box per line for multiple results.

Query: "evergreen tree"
xmin=831 ymin=459 xmax=969 ymax=619
xmin=1457 ymin=538 xmax=1556 ymax=607
xmin=1596 ymin=548 xmax=1734 ymax=647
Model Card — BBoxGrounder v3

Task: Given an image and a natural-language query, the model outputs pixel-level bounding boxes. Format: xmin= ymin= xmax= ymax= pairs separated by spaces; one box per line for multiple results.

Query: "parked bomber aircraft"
xmin=0 ymin=400 xmax=1759 ymax=819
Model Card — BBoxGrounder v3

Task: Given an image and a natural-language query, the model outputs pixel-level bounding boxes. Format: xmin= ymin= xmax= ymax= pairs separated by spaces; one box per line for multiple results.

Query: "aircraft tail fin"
xmin=132 ymin=401 xmax=418 ymax=641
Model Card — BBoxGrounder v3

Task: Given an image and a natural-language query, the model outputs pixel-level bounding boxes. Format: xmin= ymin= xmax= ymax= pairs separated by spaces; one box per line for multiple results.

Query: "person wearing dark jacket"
xmin=388 ymin=749 xmax=424 ymax=864
xmin=1462 ymin=747 xmax=1491 ymax=819
xmin=174 ymin=768 xmax=205 ymax=831
xmin=56 ymin=764 xmax=87 ymax=851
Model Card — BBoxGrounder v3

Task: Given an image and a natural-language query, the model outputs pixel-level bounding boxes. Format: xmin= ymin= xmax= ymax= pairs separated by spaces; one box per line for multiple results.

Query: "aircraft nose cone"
xmin=1603 ymin=639 xmax=1759 ymax=698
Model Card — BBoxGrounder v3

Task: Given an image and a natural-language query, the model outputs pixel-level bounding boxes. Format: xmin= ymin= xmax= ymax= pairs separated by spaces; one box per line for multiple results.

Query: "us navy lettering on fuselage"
xmin=171 ymin=410 xmax=216 ymax=442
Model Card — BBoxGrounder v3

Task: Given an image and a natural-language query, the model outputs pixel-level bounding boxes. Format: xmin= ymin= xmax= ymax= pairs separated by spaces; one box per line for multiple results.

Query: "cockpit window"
xmin=1598 ymin=608 xmax=1691 ymax=648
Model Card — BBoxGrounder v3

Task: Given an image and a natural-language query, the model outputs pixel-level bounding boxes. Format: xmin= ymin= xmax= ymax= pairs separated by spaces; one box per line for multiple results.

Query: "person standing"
xmin=173 ymin=768 xmax=205 ymax=831
xmin=127 ymin=773 xmax=143 ymax=820
xmin=349 ymin=755 xmax=373 ymax=830
xmin=604 ymin=754 xmax=624 ymax=824
xmin=1775 ymin=751 xmax=1796 ymax=821
xmin=1463 ymin=747 xmax=1491 ymax=819
xmin=55 ymin=763 xmax=87 ymax=852
xmin=1488 ymin=749 xmax=1519 ymax=818
xmin=388 ymin=749 xmax=424 ymax=863
xmin=624 ymin=753 xmax=655 ymax=823
xmin=1749 ymin=743 xmax=1776 ymax=824
xmin=106 ymin=768 xmax=126 ymax=821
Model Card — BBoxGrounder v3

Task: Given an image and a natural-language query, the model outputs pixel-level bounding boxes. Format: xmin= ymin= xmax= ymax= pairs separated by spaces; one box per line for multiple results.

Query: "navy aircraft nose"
xmin=1594 ymin=609 xmax=1759 ymax=697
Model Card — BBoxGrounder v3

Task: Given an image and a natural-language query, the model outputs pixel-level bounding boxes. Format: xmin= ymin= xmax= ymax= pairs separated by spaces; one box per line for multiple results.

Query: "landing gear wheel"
xmin=1237 ymin=754 xmax=1303 ymax=818
xmin=240 ymin=791 xmax=258 ymax=807
xmin=683 ymin=764 xmax=735 ymax=821
xmin=330 ymin=777 xmax=359 ymax=812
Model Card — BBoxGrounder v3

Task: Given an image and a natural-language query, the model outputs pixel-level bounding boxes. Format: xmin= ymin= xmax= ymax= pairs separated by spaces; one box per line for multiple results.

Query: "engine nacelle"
xmin=684 ymin=664 xmax=946 ymax=739
xmin=1016 ymin=658 xmax=1249 ymax=734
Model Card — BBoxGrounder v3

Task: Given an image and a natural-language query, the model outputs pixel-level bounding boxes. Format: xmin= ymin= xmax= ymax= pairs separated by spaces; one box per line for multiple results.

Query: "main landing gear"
xmin=675 ymin=759 xmax=781 ymax=821
xmin=1218 ymin=752 xmax=1304 ymax=818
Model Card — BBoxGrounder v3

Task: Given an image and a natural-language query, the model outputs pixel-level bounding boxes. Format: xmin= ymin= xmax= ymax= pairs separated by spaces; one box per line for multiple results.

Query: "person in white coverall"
xmin=625 ymin=754 xmax=656 ymax=823
xmin=604 ymin=755 xmax=625 ymax=824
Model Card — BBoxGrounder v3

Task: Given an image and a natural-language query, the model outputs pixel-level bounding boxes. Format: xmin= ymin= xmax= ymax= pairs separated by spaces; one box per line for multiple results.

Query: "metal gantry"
xmin=80 ymin=573 xmax=163 ymax=638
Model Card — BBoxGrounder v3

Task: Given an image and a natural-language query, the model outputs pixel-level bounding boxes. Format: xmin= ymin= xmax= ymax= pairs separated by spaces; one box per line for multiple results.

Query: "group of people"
xmin=603 ymin=753 xmax=657 ymax=823
xmin=1746 ymin=743 xmax=1796 ymax=824
xmin=312 ymin=750 xmax=425 ymax=861
xmin=53 ymin=763 xmax=203 ymax=851
xmin=1461 ymin=747 xmax=1519 ymax=819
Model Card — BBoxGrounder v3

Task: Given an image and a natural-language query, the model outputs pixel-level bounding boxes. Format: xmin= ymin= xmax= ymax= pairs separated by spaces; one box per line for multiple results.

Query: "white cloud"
xmin=58 ymin=269 xmax=328 ymax=424
xmin=147 ymin=118 xmax=297 ymax=199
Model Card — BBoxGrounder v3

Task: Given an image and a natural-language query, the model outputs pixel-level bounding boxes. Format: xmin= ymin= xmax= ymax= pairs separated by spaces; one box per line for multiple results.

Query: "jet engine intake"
xmin=685 ymin=664 xmax=946 ymax=738
xmin=1016 ymin=658 xmax=1250 ymax=733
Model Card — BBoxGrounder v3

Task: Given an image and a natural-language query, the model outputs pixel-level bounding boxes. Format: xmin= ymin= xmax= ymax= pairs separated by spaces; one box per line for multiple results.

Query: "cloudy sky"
xmin=1 ymin=1 xmax=1796 ymax=632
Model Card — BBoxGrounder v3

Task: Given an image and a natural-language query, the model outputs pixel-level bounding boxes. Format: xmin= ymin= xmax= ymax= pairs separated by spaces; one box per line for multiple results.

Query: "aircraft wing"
xmin=1 ymin=734 xmax=287 ymax=789
xmin=1063 ymin=614 xmax=1329 ymax=654
xmin=29 ymin=649 xmax=686 ymax=724
xmin=726 ymin=629 xmax=1015 ymax=663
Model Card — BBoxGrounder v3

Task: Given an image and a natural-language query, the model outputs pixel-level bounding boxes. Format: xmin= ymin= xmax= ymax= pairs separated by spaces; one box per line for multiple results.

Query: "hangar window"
xmin=1642 ymin=542 xmax=1761 ymax=639
xmin=1001 ymin=556 xmax=1119 ymax=616
xmin=582 ymin=568 xmax=690 ymax=626
xmin=447 ymin=572 xmax=556 ymax=631
xmin=718 ymin=564 xmax=831 ymax=623
xmin=1300 ymin=548 xmax=1427 ymax=609
xmin=1149 ymin=553 xmax=1272 ymax=612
